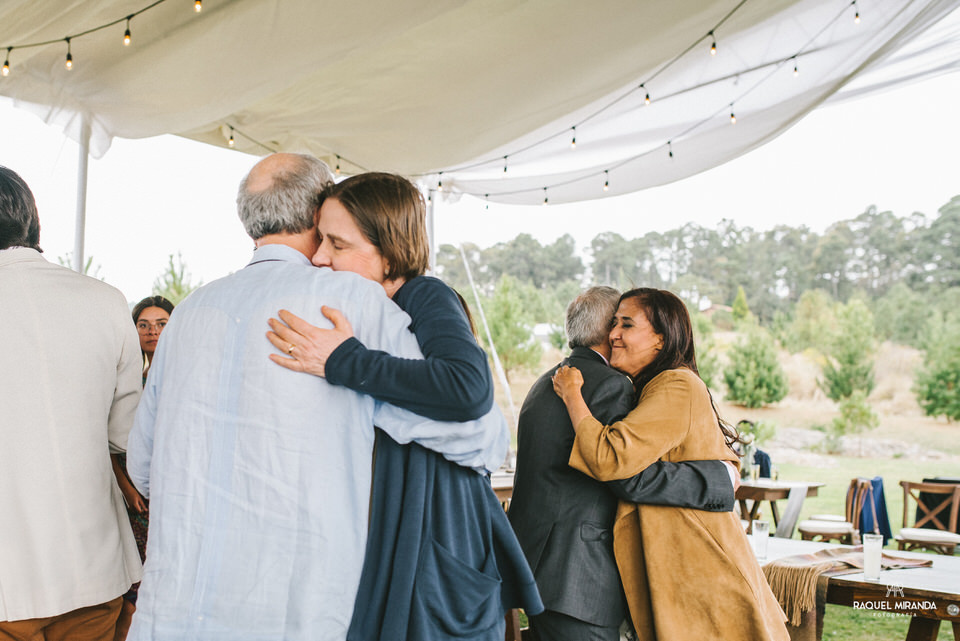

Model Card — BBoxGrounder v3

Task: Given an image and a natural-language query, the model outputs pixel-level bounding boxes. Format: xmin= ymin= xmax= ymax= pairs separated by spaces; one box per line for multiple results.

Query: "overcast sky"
xmin=1 ymin=70 xmax=958 ymax=302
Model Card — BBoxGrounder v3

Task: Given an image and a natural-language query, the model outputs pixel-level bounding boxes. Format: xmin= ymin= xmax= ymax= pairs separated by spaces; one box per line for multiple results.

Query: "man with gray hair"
xmin=126 ymin=153 xmax=506 ymax=641
xmin=509 ymin=286 xmax=735 ymax=641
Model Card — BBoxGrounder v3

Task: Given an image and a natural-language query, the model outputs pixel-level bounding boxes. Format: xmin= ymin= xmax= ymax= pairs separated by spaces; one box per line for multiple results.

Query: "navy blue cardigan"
xmin=325 ymin=276 xmax=543 ymax=640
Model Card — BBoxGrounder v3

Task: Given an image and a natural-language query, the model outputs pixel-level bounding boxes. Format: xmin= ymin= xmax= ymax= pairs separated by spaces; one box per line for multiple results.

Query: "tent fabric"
xmin=1 ymin=0 xmax=959 ymax=205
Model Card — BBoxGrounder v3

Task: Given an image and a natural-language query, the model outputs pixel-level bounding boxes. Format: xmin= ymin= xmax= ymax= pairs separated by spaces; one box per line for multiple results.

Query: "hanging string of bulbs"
xmin=428 ymin=0 xmax=864 ymax=203
xmin=0 ymin=1 xmax=206 ymax=77
xmin=1 ymin=0 xmax=864 ymax=202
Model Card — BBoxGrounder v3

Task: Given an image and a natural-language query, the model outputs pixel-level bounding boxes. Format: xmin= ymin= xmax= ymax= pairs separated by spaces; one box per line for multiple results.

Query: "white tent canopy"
xmin=2 ymin=0 xmax=959 ymax=208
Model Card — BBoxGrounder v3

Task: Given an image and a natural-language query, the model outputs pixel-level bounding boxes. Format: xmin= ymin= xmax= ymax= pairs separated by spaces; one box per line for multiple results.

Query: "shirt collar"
xmin=247 ymin=243 xmax=312 ymax=267
xmin=590 ymin=348 xmax=610 ymax=366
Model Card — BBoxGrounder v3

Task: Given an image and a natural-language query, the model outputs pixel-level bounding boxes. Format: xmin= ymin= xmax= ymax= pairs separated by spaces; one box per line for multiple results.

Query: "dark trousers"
xmin=528 ymin=609 xmax=622 ymax=641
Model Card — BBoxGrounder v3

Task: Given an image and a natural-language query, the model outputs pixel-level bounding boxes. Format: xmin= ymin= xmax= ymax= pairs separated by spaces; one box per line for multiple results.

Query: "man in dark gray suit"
xmin=509 ymin=286 xmax=736 ymax=641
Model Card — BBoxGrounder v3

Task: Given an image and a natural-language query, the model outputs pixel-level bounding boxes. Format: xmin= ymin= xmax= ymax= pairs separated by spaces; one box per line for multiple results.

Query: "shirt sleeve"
xmin=605 ymin=460 xmax=736 ymax=511
xmin=107 ymin=294 xmax=143 ymax=454
xmin=568 ymin=370 xmax=694 ymax=481
xmin=349 ymin=281 xmax=507 ymax=473
xmin=325 ymin=277 xmax=493 ymax=421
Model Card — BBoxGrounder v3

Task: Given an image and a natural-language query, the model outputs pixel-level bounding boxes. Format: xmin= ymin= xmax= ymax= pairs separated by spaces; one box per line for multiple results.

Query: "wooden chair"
xmin=797 ymin=478 xmax=874 ymax=544
xmin=895 ymin=481 xmax=960 ymax=555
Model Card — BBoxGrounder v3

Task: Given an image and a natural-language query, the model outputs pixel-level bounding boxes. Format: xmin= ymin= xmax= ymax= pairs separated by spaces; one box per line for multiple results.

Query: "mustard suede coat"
xmin=569 ymin=368 xmax=789 ymax=641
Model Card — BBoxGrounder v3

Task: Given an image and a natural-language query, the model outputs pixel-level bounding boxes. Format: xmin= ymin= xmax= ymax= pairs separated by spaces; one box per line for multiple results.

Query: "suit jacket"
xmin=508 ymin=348 xmax=733 ymax=627
xmin=0 ymin=248 xmax=143 ymax=621
xmin=570 ymin=368 xmax=788 ymax=640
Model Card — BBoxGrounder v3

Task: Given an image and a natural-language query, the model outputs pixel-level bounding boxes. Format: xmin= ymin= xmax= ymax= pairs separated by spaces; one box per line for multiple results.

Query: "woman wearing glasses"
xmin=112 ymin=295 xmax=174 ymax=640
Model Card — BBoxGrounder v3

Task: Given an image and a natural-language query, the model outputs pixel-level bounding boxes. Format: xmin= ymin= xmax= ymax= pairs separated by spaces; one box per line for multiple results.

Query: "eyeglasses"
xmin=136 ymin=320 xmax=168 ymax=334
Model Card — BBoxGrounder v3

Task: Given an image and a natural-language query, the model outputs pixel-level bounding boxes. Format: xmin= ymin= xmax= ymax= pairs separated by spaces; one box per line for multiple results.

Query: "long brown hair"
xmin=619 ymin=288 xmax=742 ymax=451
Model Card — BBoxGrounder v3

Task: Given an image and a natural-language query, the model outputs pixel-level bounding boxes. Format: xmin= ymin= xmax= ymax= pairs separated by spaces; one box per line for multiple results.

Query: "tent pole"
xmin=72 ymin=116 xmax=91 ymax=273
xmin=458 ymin=244 xmax=518 ymax=438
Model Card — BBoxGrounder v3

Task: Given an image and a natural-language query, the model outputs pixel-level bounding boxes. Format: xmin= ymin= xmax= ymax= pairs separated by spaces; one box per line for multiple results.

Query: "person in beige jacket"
xmin=553 ymin=287 xmax=788 ymax=641
xmin=0 ymin=166 xmax=143 ymax=641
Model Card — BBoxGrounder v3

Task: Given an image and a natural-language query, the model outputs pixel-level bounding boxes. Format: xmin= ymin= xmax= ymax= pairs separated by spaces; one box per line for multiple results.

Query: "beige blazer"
xmin=570 ymin=367 xmax=789 ymax=641
xmin=0 ymin=248 xmax=143 ymax=621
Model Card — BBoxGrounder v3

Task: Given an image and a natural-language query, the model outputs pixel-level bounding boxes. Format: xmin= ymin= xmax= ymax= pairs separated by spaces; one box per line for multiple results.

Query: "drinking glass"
xmin=752 ymin=520 xmax=769 ymax=560
xmin=862 ymin=533 xmax=883 ymax=581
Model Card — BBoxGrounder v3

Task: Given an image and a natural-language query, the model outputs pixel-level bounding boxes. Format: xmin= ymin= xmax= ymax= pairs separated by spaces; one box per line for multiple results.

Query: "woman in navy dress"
xmin=267 ymin=173 xmax=541 ymax=640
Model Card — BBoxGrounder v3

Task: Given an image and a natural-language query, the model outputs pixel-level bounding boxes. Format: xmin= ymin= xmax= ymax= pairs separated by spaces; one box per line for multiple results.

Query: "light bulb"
xmin=503 ymin=156 xmax=508 ymax=173
xmin=228 ymin=129 xmax=235 ymax=147
xmin=195 ymin=0 xmax=202 ymax=13
xmin=710 ymin=32 xmax=717 ymax=56
xmin=124 ymin=29 xmax=131 ymax=46
xmin=2 ymin=50 xmax=10 ymax=77
xmin=64 ymin=39 xmax=72 ymax=70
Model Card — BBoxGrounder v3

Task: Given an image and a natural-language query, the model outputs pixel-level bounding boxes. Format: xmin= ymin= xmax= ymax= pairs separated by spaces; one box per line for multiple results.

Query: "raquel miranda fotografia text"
xmin=853 ymin=599 xmax=938 ymax=611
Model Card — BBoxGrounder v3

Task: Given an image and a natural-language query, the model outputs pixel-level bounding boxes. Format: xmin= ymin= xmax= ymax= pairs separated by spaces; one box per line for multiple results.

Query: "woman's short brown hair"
xmin=320 ymin=173 xmax=429 ymax=281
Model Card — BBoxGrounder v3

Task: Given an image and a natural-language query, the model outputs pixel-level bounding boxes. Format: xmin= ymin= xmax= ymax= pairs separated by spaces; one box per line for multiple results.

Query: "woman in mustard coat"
xmin=552 ymin=287 xmax=788 ymax=641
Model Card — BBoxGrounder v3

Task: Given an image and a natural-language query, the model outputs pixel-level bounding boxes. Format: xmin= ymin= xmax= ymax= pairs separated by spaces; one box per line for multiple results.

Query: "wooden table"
xmin=737 ymin=480 xmax=824 ymax=537
xmin=763 ymin=538 xmax=960 ymax=641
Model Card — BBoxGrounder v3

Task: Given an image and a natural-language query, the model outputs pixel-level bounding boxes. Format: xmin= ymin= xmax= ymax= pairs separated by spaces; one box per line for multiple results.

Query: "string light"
xmin=123 ymin=17 xmax=132 ymax=46
xmin=542 ymin=188 xmax=548 ymax=205
xmin=484 ymin=194 xmax=489 ymax=210
xmin=414 ymin=0 xmax=874 ymax=203
xmin=64 ymin=39 xmax=73 ymax=70
xmin=2 ymin=48 xmax=10 ymax=77
xmin=603 ymin=170 xmax=609 ymax=192
xmin=194 ymin=0 xmax=202 ymax=13
xmin=335 ymin=155 xmax=341 ymax=175
xmin=570 ymin=127 xmax=576 ymax=149
xmin=437 ymin=173 xmax=443 ymax=192
xmin=228 ymin=126 xmax=235 ymax=147
xmin=853 ymin=1 xmax=860 ymax=24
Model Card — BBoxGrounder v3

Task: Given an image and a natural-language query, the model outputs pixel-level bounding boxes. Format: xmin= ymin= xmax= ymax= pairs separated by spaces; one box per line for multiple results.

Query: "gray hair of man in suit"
xmin=565 ymin=285 xmax=621 ymax=350
xmin=0 ymin=166 xmax=41 ymax=252
xmin=236 ymin=153 xmax=334 ymax=240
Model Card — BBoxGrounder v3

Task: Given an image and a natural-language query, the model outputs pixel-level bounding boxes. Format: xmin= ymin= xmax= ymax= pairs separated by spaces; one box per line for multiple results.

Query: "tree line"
xmin=435 ymin=195 xmax=960 ymax=421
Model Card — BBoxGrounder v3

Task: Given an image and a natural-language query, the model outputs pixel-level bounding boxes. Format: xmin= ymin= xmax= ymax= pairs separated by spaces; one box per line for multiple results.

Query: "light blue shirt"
xmin=127 ymin=244 xmax=508 ymax=641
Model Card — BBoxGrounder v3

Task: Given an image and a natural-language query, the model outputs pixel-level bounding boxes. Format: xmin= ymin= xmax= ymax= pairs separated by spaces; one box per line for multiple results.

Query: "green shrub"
xmin=827 ymin=391 xmax=880 ymax=456
xmin=820 ymin=299 xmax=876 ymax=402
xmin=723 ymin=327 xmax=788 ymax=408
xmin=914 ymin=314 xmax=960 ymax=421
xmin=732 ymin=285 xmax=750 ymax=322
xmin=691 ymin=311 xmax=720 ymax=390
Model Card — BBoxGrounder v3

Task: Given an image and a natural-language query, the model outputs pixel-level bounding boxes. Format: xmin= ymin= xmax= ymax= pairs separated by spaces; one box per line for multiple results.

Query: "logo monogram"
xmin=885 ymin=584 xmax=905 ymax=598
